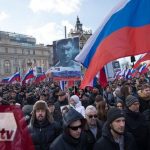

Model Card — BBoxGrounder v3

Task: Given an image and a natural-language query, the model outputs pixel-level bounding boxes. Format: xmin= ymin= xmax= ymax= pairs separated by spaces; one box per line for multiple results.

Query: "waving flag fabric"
xmin=130 ymin=68 xmax=137 ymax=77
xmin=8 ymin=72 xmax=21 ymax=83
xmin=124 ymin=68 xmax=131 ymax=79
xmin=59 ymin=81 xmax=66 ymax=91
xmin=75 ymin=0 xmax=150 ymax=89
xmin=133 ymin=53 xmax=150 ymax=69
xmin=1 ymin=77 xmax=10 ymax=83
xmin=138 ymin=64 xmax=149 ymax=74
xmin=114 ymin=71 xmax=121 ymax=79
xmin=22 ymin=69 xmax=35 ymax=84
xmin=35 ymin=72 xmax=46 ymax=83
xmin=99 ymin=67 xmax=108 ymax=88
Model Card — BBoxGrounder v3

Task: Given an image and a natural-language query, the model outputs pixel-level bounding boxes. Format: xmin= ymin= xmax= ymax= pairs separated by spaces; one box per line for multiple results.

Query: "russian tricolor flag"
xmin=8 ymin=72 xmax=21 ymax=83
xmin=114 ymin=71 xmax=121 ymax=79
xmin=129 ymin=68 xmax=137 ymax=78
xmin=138 ymin=64 xmax=149 ymax=74
xmin=59 ymin=81 xmax=66 ymax=91
xmin=22 ymin=69 xmax=35 ymax=84
xmin=35 ymin=72 xmax=46 ymax=83
xmin=1 ymin=77 xmax=10 ymax=83
xmin=124 ymin=68 xmax=131 ymax=79
xmin=75 ymin=0 xmax=150 ymax=89
xmin=133 ymin=53 xmax=150 ymax=69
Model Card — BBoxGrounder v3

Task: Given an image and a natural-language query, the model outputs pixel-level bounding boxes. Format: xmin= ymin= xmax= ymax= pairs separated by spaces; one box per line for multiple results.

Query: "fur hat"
xmin=33 ymin=100 xmax=48 ymax=111
xmin=107 ymin=108 xmax=125 ymax=124
xmin=125 ymin=95 xmax=139 ymax=107
xmin=31 ymin=100 xmax=53 ymax=125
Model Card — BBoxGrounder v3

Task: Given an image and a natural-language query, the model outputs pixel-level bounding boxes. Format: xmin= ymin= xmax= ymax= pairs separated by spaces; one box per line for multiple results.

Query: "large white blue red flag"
xmin=75 ymin=0 xmax=150 ymax=88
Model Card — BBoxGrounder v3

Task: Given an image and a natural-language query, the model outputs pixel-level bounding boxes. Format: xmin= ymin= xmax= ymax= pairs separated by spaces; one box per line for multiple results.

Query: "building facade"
xmin=68 ymin=16 xmax=92 ymax=50
xmin=68 ymin=16 xmax=92 ymax=73
xmin=0 ymin=31 xmax=53 ymax=78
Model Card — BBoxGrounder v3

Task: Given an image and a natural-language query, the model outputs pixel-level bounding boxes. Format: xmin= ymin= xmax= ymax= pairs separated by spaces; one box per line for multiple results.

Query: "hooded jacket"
xmin=50 ymin=108 xmax=87 ymax=150
xmin=94 ymin=123 xmax=137 ymax=150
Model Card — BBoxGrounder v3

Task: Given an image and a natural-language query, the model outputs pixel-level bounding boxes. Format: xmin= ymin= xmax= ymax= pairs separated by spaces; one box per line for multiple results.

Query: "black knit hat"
xmin=107 ymin=108 xmax=125 ymax=124
xmin=125 ymin=95 xmax=139 ymax=107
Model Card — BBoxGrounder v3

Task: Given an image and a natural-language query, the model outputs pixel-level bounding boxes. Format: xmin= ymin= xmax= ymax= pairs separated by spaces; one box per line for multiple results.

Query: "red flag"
xmin=67 ymin=80 xmax=74 ymax=88
xmin=99 ymin=67 xmax=108 ymax=88
xmin=35 ymin=73 xmax=46 ymax=83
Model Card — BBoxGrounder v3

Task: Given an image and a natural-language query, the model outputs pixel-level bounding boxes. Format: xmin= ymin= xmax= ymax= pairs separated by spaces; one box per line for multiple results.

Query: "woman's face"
xmin=48 ymin=105 xmax=55 ymax=113
xmin=116 ymin=102 xmax=123 ymax=110
xmin=69 ymin=98 xmax=75 ymax=106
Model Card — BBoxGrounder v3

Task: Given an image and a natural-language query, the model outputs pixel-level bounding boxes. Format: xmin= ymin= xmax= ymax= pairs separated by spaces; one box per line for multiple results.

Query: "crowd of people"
xmin=0 ymin=73 xmax=150 ymax=150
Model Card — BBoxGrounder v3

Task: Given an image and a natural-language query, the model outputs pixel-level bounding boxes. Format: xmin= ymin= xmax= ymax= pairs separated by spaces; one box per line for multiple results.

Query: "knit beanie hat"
xmin=125 ymin=95 xmax=139 ymax=107
xmin=70 ymin=95 xmax=80 ymax=104
xmin=107 ymin=108 xmax=125 ymax=124
xmin=33 ymin=100 xmax=48 ymax=111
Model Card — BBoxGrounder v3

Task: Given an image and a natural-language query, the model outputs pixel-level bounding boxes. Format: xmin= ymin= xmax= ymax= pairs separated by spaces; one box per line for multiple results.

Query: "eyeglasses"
xmin=69 ymin=125 xmax=83 ymax=131
xmin=87 ymin=115 xmax=97 ymax=119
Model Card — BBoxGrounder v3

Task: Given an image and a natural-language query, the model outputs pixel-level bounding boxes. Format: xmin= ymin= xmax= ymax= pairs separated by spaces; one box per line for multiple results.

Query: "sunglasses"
xmin=88 ymin=115 xmax=97 ymax=119
xmin=69 ymin=125 xmax=83 ymax=131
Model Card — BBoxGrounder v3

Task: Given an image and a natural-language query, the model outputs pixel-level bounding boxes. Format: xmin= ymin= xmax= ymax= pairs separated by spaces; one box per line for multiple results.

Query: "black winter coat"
xmin=54 ymin=99 xmax=68 ymax=125
xmin=49 ymin=132 xmax=87 ymax=150
xmin=84 ymin=120 xmax=102 ymax=150
xmin=50 ymin=108 xmax=87 ymax=150
xmin=28 ymin=120 xmax=61 ymax=150
xmin=94 ymin=123 xmax=137 ymax=150
xmin=125 ymin=109 xmax=149 ymax=150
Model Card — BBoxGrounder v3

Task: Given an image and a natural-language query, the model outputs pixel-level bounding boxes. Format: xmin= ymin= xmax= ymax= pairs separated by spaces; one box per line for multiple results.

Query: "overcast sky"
xmin=0 ymin=0 xmax=123 ymax=44
xmin=0 ymin=0 xmax=141 ymax=64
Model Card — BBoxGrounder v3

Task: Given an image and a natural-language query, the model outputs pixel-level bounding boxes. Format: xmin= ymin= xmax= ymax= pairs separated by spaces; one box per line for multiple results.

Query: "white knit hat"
xmin=70 ymin=95 xmax=79 ymax=104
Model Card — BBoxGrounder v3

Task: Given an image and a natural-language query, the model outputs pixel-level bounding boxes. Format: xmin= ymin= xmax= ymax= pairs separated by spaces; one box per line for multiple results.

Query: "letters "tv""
xmin=0 ymin=113 xmax=17 ymax=141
